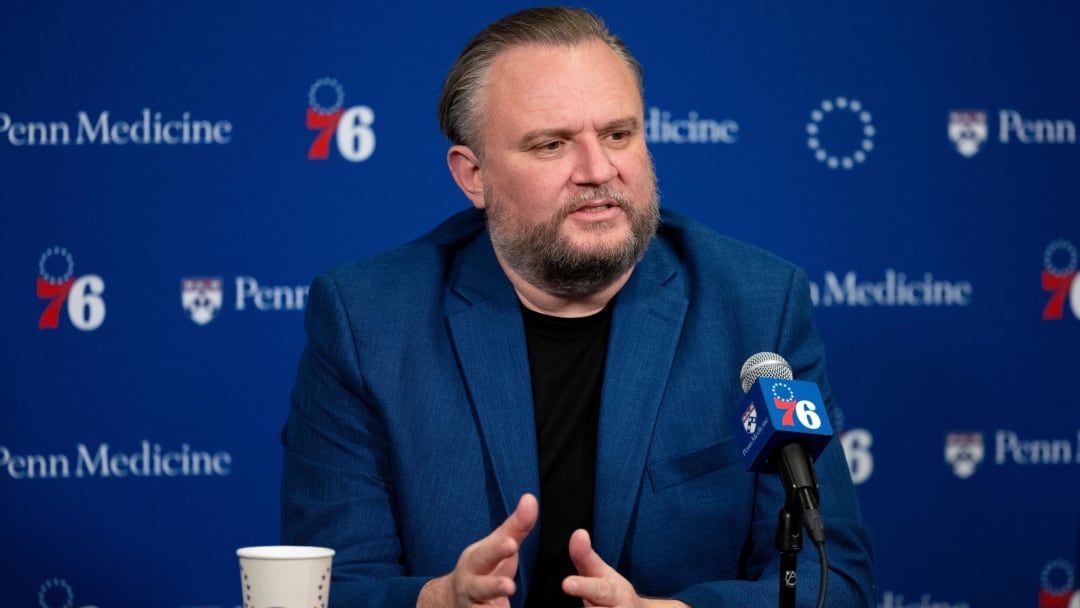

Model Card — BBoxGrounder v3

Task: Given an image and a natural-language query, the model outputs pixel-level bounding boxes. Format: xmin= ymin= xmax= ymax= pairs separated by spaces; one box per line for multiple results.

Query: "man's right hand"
xmin=417 ymin=493 xmax=539 ymax=608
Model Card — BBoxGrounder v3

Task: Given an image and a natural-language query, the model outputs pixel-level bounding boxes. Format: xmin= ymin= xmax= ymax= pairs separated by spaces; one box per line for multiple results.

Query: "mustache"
xmin=558 ymin=186 xmax=633 ymax=217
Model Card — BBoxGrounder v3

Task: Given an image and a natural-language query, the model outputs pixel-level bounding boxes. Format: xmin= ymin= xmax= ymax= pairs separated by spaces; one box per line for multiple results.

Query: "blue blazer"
xmin=281 ymin=208 xmax=875 ymax=608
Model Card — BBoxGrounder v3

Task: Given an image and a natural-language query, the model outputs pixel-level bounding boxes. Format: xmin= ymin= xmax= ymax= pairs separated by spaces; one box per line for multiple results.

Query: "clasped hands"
xmin=418 ymin=494 xmax=688 ymax=608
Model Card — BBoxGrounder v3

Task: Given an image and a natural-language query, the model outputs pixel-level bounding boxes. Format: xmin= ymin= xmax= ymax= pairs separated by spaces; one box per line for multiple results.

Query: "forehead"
xmin=480 ymin=40 xmax=643 ymax=141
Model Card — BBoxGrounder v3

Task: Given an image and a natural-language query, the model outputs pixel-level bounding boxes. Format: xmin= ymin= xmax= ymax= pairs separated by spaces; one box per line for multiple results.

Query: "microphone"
xmin=734 ymin=352 xmax=833 ymax=546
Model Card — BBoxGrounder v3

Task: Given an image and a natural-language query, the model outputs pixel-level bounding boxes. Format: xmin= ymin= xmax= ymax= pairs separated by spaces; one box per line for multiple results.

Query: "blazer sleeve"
xmin=280 ymin=273 xmax=431 ymax=608
xmin=672 ymin=267 xmax=876 ymax=608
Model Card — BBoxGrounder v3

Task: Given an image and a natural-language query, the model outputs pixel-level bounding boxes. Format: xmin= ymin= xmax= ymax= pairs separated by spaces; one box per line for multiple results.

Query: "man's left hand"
xmin=562 ymin=529 xmax=690 ymax=608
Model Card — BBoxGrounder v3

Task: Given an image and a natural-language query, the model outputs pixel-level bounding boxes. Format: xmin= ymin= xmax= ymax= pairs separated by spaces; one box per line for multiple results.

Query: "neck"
xmin=496 ymin=255 xmax=633 ymax=317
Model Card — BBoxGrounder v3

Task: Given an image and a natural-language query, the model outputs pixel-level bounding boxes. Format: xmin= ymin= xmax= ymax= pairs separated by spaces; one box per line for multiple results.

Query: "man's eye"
xmin=609 ymin=131 xmax=629 ymax=141
xmin=539 ymin=141 xmax=562 ymax=151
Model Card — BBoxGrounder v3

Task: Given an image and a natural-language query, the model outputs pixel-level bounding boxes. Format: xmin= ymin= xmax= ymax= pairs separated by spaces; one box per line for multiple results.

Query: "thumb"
xmin=568 ymin=529 xmax=609 ymax=578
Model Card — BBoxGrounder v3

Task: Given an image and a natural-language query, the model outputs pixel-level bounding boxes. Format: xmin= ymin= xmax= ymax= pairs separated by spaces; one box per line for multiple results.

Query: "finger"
xmin=565 ymin=529 xmax=626 ymax=606
xmin=497 ymin=493 xmax=539 ymax=543
xmin=463 ymin=494 xmax=538 ymax=573
xmin=563 ymin=574 xmax=618 ymax=607
xmin=463 ymin=573 xmax=517 ymax=602
xmin=462 ymin=533 xmax=519 ymax=576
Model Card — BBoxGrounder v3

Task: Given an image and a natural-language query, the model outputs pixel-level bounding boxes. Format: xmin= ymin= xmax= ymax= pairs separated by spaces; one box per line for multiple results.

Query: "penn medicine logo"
xmin=808 ymin=269 xmax=972 ymax=307
xmin=307 ymin=77 xmax=375 ymax=161
xmin=644 ymin=107 xmax=738 ymax=144
xmin=181 ymin=276 xmax=308 ymax=325
xmin=0 ymin=109 xmax=232 ymax=146
xmin=946 ymin=429 xmax=1080 ymax=478
xmin=948 ymin=108 xmax=1077 ymax=156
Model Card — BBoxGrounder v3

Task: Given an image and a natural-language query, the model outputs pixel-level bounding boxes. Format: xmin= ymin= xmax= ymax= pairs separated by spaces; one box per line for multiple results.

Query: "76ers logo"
xmin=307 ymin=77 xmax=375 ymax=162
xmin=37 ymin=247 xmax=106 ymax=331
xmin=1043 ymin=239 xmax=1080 ymax=320
xmin=771 ymin=382 xmax=823 ymax=430
xmin=1039 ymin=559 xmax=1078 ymax=608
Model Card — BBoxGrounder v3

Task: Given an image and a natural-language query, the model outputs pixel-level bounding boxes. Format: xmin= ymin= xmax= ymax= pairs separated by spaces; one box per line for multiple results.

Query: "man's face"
xmin=474 ymin=40 xmax=659 ymax=299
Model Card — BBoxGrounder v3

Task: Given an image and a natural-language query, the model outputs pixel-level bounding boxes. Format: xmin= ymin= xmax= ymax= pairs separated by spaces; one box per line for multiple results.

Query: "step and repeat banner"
xmin=2 ymin=2 xmax=1079 ymax=607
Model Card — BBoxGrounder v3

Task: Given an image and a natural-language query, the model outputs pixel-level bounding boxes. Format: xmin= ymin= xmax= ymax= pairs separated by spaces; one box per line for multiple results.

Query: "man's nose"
xmin=571 ymin=138 xmax=618 ymax=186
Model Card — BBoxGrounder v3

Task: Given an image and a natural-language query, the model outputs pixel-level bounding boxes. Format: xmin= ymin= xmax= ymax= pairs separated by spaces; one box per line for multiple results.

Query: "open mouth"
xmin=572 ymin=199 xmax=620 ymax=214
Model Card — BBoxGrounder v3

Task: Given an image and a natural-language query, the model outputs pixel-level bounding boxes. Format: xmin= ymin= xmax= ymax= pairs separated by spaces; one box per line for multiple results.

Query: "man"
xmin=281 ymin=7 xmax=875 ymax=608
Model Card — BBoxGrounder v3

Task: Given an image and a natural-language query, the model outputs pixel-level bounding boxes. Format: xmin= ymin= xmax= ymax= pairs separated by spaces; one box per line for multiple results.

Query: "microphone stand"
xmin=773 ymin=441 xmax=825 ymax=608
xmin=775 ymin=502 xmax=803 ymax=608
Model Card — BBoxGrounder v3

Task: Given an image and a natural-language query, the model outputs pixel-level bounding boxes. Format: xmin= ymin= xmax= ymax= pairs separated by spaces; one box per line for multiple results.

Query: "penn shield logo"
xmin=306 ymin=77 xmax=375 ymax=162
xmin=948 ymin=108 xmax=1077 ymax=157
xmin=178 ymin=275 xmax=309 ymax=323
xmin=948 ymin=110 xmax=988 ymax=157
xmin=36 ymin=247 xmax=106 ymax=331
xmin=944 ymin=432 xmax=984 ymax=479
xmin=741 ymin=404 xmax=758 ymax=434
xmin=181 ymin=277 xmax=223 ymax=326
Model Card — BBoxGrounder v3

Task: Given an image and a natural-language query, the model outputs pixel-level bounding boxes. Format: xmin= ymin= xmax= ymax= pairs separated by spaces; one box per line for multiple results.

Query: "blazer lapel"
xmin=444 ymin=233 xmax=541 ymax=598
xmin=592 ymin=244 xmax=688 ymax=564
xmin=446 ymin=289 xmax=539 ymax=511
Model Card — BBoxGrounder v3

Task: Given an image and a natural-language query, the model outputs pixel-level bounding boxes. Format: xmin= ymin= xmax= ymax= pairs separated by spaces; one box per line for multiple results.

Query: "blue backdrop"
xmin=3 ymin=2 xmax=1079 ymax=607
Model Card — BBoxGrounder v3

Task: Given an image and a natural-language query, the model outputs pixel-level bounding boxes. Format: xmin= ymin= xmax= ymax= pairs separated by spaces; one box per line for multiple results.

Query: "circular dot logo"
xmin=1044 ymin=239 xmax=1078 ymax=277
xmin=771 ymin=382 xmax=795 ymax=402
xmin=1041 ymin=559 xmax=1075 ymax=598
xmin=38 ymin=579 xmax=74 ymax=608
xmin=39 ymin=246 xmax=74 ymax=284
xmin=807 ymin=97 xmax=875 ymax=170
xmin=308 ymin=77 xmax=345 ymax=115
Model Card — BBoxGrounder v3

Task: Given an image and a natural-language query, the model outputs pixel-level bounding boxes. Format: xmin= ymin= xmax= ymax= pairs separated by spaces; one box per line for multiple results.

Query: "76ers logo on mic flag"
xmin=735 ymin=377 xmax=833 ymax=474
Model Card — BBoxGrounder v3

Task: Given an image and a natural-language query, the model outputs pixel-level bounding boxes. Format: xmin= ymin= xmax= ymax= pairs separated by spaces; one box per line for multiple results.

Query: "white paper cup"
xmin=237 ymin=545 xmax=334 ymax=608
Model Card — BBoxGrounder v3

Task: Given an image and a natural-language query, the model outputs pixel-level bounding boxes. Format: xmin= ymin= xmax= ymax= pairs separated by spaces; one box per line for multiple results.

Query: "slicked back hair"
xmin=437 ymin=6 xmax=643 ymax=156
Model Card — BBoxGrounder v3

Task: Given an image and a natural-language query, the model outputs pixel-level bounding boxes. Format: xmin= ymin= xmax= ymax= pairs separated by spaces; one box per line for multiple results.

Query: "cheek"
xmin=497 ymin=167 xmax=567 ymax=213
xmin=616 ymin=154 xmax=653 ymax=193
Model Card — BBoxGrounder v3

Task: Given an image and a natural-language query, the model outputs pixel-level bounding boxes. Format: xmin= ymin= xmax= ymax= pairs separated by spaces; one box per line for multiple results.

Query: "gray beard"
xmin=485 ymin=184 xmax=660 ymax=299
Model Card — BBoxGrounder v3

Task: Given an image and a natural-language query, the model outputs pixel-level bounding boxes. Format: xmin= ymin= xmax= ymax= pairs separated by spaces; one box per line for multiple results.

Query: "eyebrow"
xmin=518 ymin=116 xmax=641 ymax=148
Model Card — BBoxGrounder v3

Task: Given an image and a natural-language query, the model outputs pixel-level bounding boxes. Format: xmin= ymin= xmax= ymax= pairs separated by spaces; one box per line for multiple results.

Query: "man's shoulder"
xmin=656 ymin=208 xmax=798 ymax=279
xmin=307 ymin=208 xmax=489 ymax=319
xmin=323 ymin=207 xmax=486 ymax=282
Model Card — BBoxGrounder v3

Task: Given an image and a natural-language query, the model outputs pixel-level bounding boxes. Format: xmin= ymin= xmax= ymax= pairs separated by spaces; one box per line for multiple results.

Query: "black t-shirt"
xmin=520 ymin=302 xmax=613 ymax=608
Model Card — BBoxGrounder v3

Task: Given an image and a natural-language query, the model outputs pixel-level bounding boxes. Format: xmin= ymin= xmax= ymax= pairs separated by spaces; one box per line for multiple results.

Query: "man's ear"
xmin=447 ymin=144 xmax=486 ymax=209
